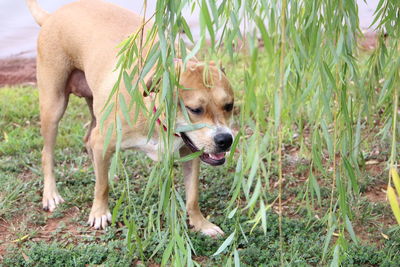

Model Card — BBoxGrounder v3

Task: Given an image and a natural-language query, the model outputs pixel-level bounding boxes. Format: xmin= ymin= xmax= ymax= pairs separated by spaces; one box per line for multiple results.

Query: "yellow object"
xmin=11 ymin=234 xmax=30 ymax=243
xmin=391 ymin=168 xmax=400 ymax=197
xmin=387 ymin=185 xmax=400 ymax=225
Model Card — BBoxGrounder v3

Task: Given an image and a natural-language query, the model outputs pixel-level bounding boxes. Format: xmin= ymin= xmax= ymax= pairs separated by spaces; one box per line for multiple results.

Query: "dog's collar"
xmin=153 ymin=106 xmax=181 ymax=137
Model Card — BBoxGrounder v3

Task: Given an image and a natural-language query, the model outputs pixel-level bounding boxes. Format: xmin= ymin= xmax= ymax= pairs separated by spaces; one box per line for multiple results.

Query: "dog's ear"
xmin=143 ymin=60 xmax=183 ymax=97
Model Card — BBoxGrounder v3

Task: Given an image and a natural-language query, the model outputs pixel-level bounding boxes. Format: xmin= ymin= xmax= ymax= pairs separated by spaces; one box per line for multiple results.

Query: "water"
xmin=0 ymin=0 xmax=378 ymax=58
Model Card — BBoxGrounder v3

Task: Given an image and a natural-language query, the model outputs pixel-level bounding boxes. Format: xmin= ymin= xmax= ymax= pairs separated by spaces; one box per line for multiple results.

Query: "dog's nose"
xmin=214 ymin=133 xmax=233 ymax=151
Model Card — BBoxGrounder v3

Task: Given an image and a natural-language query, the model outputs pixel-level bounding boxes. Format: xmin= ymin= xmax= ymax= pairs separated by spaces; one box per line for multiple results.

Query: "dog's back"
xmin=27 ymin=0 xmax=152 ymax=96
xmin=27 ymin=0 xmax=149 ymax=71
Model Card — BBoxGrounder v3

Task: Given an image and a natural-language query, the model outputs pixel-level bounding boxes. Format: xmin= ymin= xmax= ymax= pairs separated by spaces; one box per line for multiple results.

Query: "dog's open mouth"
xmin=180 ymin=133 xmax=226 ymax=166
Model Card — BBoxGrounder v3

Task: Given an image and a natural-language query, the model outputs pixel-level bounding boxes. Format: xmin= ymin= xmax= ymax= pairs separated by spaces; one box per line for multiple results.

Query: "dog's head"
xmin=176 ymin=61 xmax=234 ymax=166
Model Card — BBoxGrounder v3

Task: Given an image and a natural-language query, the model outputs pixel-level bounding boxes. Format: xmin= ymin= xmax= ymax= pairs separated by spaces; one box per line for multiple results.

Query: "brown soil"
xmin=0 ymin=57 xmax=36 ymax=87
xmin=0 ymin=207 xmax=83 ymax=258
xmin=0 ymin=214 xmax=27 ymax=258
xmin=276 ymin=142 xmax=396 ymax=246
xmin=365 ymin=182 xmax=387 ymax=203
xmin=0 ymin=220 xmax=10 ymax=257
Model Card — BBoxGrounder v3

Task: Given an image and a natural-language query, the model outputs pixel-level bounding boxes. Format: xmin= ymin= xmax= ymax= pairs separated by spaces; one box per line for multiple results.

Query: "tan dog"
xmin=27 ymin=0 xmax=234 ymax=237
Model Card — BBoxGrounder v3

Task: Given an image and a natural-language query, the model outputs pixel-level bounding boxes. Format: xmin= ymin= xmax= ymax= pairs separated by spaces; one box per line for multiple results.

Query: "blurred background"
xmin=0 ymin=0 xmax=378 ymax=58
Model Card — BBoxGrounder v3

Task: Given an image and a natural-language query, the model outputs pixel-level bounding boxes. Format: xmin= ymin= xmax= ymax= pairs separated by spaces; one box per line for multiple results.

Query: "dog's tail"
xmin=26 ymin=0 xmax=49 ymax=26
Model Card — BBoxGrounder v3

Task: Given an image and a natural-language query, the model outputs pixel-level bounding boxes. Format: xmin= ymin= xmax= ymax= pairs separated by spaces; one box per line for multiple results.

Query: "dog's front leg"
xmin=87 ymin=137 xmax=112 ymax=229
xmin=180 ymin=146 xmax=224 ymax=237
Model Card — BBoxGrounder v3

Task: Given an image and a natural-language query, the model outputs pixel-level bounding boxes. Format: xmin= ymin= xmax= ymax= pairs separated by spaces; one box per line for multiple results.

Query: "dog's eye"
xmin=186 ymin=106 xmax=203 ymax=115
xmin=224 ymin=103 xmax=234 ymax=112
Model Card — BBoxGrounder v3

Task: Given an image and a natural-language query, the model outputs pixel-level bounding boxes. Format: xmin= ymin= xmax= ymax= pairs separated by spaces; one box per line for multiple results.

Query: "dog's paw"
xmin=190 ymin=217 xmax=224 ymax=237
xmin=200 ymin=222 xmax=224 ymax=237
xmin=88 ymin=208 xmax=112 ymax=229
xmin=42 ymin=191 xmax=64 ymax=212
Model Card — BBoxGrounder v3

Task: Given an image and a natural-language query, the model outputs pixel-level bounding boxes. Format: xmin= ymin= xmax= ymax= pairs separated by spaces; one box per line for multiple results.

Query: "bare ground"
xmin=0 ymin=57 xmax=36 ymax=87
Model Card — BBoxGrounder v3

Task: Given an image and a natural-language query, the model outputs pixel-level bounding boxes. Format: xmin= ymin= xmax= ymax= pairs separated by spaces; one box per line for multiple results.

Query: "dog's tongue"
xmin=209 ymin=152 xmax=226 ymax=160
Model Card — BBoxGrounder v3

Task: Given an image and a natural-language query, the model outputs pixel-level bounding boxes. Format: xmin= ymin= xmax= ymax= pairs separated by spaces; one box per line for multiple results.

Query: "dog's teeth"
xmin=209 ymin=153 xmax=225 ymax=160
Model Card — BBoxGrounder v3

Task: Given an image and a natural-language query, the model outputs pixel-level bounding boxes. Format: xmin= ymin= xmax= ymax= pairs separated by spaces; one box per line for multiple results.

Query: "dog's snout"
xmin=214 ymin=133 xmax=233 ymax=151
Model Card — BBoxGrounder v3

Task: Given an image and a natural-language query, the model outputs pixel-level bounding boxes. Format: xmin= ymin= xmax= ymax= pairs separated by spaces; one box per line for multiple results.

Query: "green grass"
xmin=6 ymin=0 xmax=397 ymax=265
xmin=0 ymin=86 xmax=399 ymax=266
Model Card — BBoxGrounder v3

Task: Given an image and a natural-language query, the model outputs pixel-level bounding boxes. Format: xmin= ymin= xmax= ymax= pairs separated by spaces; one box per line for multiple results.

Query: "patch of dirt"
xmin=38 ymin=207 xmax=80 ymax=237
xmin=353 ymin=202 xmax=397 ymax=246
xmin=0 ymin=207 xmax=83 ymax=258
xmin=364 ymin=183 xmax=387 ymax=203
xmin=134 ymin=260 xmax=160 ymax=267
xmin=0 ymin=221 xmax=9 ymax=257
xmin=0 ymin=57 xmax=36 ymax=87
xmin=364 ymin=160 xmax=386 ymax=203
xmin=0 ymin=215 xmax=26 ymax=258
xmin=365 ymin=160 xmax=385 ymax=177
xmin=17 ymin=170 xmax=36 ymax=182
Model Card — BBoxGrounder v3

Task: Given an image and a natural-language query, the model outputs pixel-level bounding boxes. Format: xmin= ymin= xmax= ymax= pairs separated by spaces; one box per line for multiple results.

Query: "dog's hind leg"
xmin=84 ymin=97 xmax=96 ymax=160
xmin=37 ymin=57 xmax=71 ymax=212
xmin=64 ymin=69 xmax=95 ymax=160
xmin=180 ymin=146 xmax=224 ymax=237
